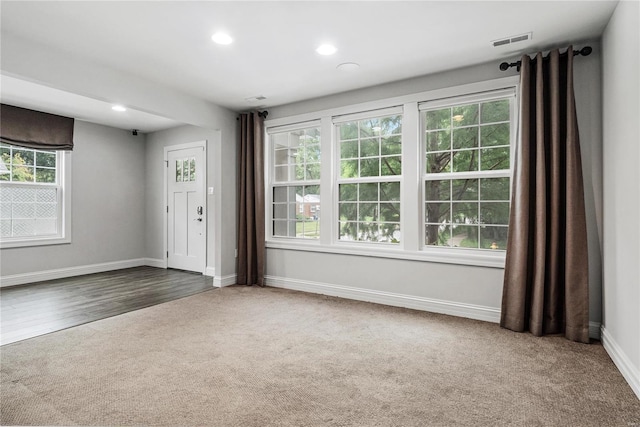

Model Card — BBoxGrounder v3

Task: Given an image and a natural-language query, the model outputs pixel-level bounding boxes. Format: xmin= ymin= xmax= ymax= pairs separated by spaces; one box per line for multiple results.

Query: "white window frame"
xmin=0 ymin=149 xmax=72 ymax=248
xmin=266 ymin=120 xmax=322 ymax=242
xmin=333 ymin=107 xmax=403 ymax=246
xmin=419 ymin=88 xmax=517 ymax=255
xmin=265 ymin=76 xmax=519 ymax=268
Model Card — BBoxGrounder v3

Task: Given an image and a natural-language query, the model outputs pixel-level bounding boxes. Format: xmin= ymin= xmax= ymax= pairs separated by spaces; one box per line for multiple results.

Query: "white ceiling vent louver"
xmin=492 ymin=32 xmax=532 ymax=47
xmin=245 ymin=95 xmax=267 ymax=102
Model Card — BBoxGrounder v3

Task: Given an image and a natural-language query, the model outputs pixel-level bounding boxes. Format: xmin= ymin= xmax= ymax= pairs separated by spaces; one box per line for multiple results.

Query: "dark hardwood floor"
xmin=0 ymin=266 xmax=215 ymax=346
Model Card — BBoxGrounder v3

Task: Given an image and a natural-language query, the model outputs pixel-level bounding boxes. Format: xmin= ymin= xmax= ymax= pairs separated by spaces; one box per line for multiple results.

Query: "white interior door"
xmin=167 ymin=146 xmax=205 ymax=272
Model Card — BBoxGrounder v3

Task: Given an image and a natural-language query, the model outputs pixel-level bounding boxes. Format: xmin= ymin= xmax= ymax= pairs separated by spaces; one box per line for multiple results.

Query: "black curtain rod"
xmin=499 ymin=46 xmax=592 ymax=72
xmin=236 ymin=110 xmax=269 ymax=121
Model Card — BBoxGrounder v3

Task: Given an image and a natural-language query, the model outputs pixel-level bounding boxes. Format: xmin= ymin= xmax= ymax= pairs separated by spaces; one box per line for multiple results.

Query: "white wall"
xmin=574 ymin=43 xmax=604 ymax=329
xmin=601 ymin=0 xmax=640 ymax=398
xmin=0 ymin=121 xmax=146 ymax=277
xmin=267 ymin=51 xmax=603 ymax=330
xmin=145 ymin=122 xmax=237 ymax=282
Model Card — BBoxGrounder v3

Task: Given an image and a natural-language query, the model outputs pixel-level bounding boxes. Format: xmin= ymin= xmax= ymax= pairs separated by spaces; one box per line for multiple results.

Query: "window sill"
xmin=266 ymin=239 xmax=506 ymax=268
xmin=0 ymin=235 xmax=71 ymax=249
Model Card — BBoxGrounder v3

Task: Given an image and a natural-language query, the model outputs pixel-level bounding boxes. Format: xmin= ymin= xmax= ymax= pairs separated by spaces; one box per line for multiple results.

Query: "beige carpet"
xmin=1 ymin=286 xmax=638 ymax=426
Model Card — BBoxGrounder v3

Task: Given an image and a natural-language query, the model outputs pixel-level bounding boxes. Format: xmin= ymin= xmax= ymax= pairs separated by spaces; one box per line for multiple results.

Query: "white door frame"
xmin=163 ymin=140 xmax=207 ymax=274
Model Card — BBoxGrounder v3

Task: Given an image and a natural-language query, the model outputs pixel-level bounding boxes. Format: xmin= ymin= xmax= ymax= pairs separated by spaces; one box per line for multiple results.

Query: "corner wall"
xmin=145 ymin=121 xmax=237 ymax=284
xmin=601 ymin=0 xmax=640 ymax=399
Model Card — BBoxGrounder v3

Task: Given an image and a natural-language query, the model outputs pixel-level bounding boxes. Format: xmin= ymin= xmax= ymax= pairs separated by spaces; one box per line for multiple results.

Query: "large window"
xmin=265 ymin=78 xmax=517 ymax=266
xmin=270 ymin=124 xmax=321 ymax=239
xmin=336 ymin=112 xmax=402 ymax=243
xmin=422 ymin=92 xmax=513 ymax=250
xmin=0 ymin=144 xmax=69 ymax=247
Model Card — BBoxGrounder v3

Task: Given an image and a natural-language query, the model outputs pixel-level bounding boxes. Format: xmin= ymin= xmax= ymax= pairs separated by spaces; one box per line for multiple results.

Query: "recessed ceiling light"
xmin=337 ymin=62 xmax=360 ymax=71
xmin=112 ymin=105 xmax=126 ymax=112
xmin=212 ymin=32 xmax=233 ymax=45
xmin=316 ymin=44 xmax=337 ymax=55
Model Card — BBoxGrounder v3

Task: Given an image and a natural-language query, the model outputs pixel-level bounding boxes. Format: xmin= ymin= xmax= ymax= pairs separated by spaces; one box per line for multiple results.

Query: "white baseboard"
xmin=0 ymin=258 xmax=152 ymax=288
xmin=265 ymin=275 xmax=501 ymax=323
xmin=143 ymin=258 xmax=165 ymax=269
xmin=265 ymin=276 xmax=604 ymax=339
xmin=601 ymin=326 xmax=640 ymax=400
xmin=205 ymin=266 xmax=215 ymax=277
xmin=213 ymin=274 xmax=236 ymax=288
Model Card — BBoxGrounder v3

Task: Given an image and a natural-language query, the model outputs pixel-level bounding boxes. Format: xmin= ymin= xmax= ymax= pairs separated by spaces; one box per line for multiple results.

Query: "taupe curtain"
xmin=501 ymin=46 xmax=590 ymax=343
xmin=1 ymin=104 xmax=74 ymax=150
xmin=237 ymin=112 xmax=266 ymax=286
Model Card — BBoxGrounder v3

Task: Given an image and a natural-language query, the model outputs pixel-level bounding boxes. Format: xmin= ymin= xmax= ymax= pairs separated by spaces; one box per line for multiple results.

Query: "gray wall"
xmin=267 ymin=49 xmax=603 ymax=326
xmin=145 ymin=122 xmax=237 ymax=278
xmin=602 ymin=0 xmax=640 ymax=387
xmin=0 ymin=121 xmax=146 ymax=275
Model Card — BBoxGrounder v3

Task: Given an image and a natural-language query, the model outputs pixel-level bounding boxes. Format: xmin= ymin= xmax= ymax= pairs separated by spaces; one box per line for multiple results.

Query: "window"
xmin=336 ymin=112 xmax=402 ymax=243
xmin=422 ymin=91 xmax=514 ymax=250
xmin=265 ymin=77 xmax=518 ymax=266
xmin=0 ymin=144 xmax=70 ymax=247
xmin=270 ymin=124 xmax=321 ymax=239
xmin=176 ymin=157 xmax=196 ymax=182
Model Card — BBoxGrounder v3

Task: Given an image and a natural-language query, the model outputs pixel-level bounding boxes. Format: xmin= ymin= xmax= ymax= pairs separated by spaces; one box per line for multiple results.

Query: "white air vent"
xmin=245 ymin=95 xmax=267 ymax=102
xmin=492 ymin=32 xmax=532 ymax=47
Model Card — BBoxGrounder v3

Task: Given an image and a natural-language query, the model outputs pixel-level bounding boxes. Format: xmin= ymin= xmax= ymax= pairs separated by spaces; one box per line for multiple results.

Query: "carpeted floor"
xmin=1 ymin=285 xmax=639 ymax=426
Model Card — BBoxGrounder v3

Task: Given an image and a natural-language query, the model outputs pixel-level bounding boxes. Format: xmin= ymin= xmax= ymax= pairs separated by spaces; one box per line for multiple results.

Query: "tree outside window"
xmin=423 ymin=98 xmax=511 ymax=250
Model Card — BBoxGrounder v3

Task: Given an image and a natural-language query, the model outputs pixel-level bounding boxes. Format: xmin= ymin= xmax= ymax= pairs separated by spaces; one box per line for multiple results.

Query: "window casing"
xmin=421 ymin=90 xmax=515 ymax=251
xmin=0 ymin=144 xmax=71 ymax=248
xmin=335 ymin=111 xmax=402 ymax=244
xmin=269 ymin=124 xmax=321 ymax=239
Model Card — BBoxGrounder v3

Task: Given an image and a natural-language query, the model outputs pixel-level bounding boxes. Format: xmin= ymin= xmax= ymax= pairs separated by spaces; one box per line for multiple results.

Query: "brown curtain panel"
xmin=1 ymin=104 xmax=74 ymax=150
xmin=501 ymin=46 xmax=590 ymax=343
xmin=237 ymin=112 xmax=266 ymax=286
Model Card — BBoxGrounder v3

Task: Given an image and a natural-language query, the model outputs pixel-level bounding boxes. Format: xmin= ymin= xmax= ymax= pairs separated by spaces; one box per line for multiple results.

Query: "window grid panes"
xmin=1 ymin=145 xmax=62 ymax=240
xmin=0 ymin=144 xmax=57 ymax=184
xmin=274 ymin=128 xmax=321 ymax=182
xmin=272 ymin=185 xmax=321 ymax=239
xmin=338 ymin=115 xmax=402 ymax=244
xmin=270 ymin=125 xmax=321 ymax=240
xmin=175 ymin=157 xmax=196 ymax=182
xmin=423 ymin=97 xmax=512 ymax=250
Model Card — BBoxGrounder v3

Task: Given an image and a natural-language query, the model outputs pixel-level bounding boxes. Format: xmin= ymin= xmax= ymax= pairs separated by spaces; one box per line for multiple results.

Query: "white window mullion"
xmin=401 ymin=101 xmax=420 ymax=252
xmin=320 ymin=116 xmax=333 ymax=246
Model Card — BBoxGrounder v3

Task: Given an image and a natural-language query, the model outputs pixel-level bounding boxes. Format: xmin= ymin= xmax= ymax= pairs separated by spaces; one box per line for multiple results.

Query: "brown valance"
xmin=1 ymin=104 xmax=74 ymax=151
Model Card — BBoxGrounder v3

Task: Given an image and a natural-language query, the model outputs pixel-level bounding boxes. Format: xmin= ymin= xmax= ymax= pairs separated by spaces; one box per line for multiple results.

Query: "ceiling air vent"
xmin=492 ymin=32 xmax=532 ymax=47
xmin=245 ymin=95 xmax=267 ymax=102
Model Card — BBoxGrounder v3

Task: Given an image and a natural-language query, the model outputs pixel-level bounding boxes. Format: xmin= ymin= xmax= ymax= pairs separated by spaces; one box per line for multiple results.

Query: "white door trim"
xmin=163 ymin=140 xmax=207 ymax=274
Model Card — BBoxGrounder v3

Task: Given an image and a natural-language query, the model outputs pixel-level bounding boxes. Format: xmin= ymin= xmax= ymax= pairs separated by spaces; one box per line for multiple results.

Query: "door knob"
xmin=194 ymin=218 xmax=202 ymax=222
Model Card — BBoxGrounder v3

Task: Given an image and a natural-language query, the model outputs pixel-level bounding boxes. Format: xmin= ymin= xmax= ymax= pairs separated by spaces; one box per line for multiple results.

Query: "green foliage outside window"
xmin=338 ymin=115 xmax=402 ymax=243
xmin=0 ymin=144 xmax=56 ymax=184
xmin=424 ymin=99 xmax=511 ymax=250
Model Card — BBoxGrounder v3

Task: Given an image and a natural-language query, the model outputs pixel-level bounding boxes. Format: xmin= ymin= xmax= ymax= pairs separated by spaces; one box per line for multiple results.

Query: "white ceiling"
xmin=0 ymin=1 xmax=618 ymax=132
xmin=0 ymin=75 xmax=182 ymax=134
